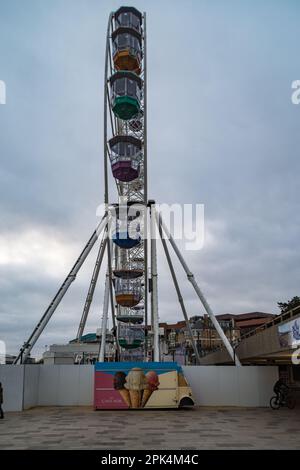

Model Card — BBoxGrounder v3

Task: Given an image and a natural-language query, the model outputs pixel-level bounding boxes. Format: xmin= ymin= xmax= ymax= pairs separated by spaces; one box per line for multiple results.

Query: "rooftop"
xmin=159 ymin=312 xmax=276 ymax=332
xmin=69 ymin=333 xmax=99 ymax=344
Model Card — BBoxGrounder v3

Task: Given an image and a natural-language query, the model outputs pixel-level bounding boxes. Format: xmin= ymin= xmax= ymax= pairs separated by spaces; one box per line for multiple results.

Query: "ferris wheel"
xmin=102 ymin=7 xmax=150 ymax=360
xmin=14 ymin=6 xmax=240 ymax=367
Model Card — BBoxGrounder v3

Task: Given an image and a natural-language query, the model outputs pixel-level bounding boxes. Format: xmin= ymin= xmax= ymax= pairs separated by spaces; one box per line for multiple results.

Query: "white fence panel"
xmin=0 ymin=365 xmax=279 ymax=410
xmin=0 ymin=365 xmax=24 ymax=411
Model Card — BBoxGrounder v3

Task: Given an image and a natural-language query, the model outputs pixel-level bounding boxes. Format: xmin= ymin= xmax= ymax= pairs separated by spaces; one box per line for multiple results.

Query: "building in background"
xmin=159 ymin=312 xmax=276 ymax=364
xmin=5 ymin=354 xmax=36 ymax=364
xmin=199 ymin=306 xmax=300 ymax=385
xmin=43 ymin=329 xmax=115 ymax=365
xmin=42 ymin=312 xmax=276 ymax=365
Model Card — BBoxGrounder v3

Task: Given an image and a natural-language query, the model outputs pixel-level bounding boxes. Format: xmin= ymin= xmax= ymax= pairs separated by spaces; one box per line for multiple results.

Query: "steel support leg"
xmin=14 ymin=215 xmax=108 ymax=364
xmin=157 ymin=219 xmax=201 ymax=365
xmin=157 ymin=212 xmax=241 ymax=366
xmin=107 ymin=237 xmax=120 ymax=357
xmin=99 ymin=268 xmax=110 ymax=362
xmin=150 ymin=202 xmax=160 ymax=362
xmin=143 ymin=12 xmax=149 ymax=361
xmin=76 ymin=229 xmax=108 ymax=342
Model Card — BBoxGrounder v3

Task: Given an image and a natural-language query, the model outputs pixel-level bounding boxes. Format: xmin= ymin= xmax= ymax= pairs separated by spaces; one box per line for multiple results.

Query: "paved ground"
xmin=0 ymin=406 xmax=299 ymax=450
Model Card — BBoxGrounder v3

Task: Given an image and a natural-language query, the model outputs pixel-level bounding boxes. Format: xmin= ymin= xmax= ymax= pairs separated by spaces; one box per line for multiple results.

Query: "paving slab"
xmin=0 ymin=406 xmax=299 ymax=450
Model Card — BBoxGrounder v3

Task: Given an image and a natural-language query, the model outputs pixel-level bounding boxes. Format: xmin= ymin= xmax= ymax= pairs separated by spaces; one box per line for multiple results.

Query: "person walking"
xmin=0 ymin=382 xmax=4 ymax=419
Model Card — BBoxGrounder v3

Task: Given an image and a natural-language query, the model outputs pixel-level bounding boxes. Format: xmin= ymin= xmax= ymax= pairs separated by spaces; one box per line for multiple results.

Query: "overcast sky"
xmin=0 ymin=0 xmax=299 ymax=358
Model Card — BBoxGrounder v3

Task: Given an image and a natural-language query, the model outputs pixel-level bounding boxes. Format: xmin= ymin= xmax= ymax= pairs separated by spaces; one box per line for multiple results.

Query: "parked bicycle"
xmin=270 ymin=379 xmax=296 ymax=410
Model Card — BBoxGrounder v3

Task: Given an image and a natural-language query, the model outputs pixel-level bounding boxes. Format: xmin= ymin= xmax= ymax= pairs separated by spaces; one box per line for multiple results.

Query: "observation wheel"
xmin=13 ymin=7 xmax=239 ymax=371
xmin=104 ymin=7 xmax=148 ymax=360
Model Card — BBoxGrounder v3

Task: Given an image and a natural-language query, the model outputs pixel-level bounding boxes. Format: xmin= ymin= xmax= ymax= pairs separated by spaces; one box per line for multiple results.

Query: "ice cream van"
xmin=94 ymin=362 xmax=194 ymax=409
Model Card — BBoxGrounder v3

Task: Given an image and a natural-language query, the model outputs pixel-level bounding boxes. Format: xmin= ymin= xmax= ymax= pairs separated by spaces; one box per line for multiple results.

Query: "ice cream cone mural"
xmin=141 ymin=370 xmax=160 ymax=407
xmin=113 ymin=371 xmax=131 ymax=408
xmin=124 ymin=367 xmax=147 ymax=408
xmin=94 ymin=362 xmax=194 ymax=410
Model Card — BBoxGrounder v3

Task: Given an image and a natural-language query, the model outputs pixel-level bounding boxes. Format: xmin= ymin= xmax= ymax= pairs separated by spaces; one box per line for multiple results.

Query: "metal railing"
xmin=240 ymin=305 xmax=300 ymax=340
xmin=201 ymin=305 xmax=300 ymax=357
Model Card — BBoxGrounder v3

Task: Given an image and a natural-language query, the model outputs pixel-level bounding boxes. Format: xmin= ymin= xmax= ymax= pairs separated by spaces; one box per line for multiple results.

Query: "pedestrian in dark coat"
xmin=0 ymin=382 xmax=4 ymax=419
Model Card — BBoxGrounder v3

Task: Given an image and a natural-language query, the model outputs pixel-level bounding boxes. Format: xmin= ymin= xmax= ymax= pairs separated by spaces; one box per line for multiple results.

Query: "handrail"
xmin=240 ymin=304 xmax=300 ymax=340
xmin=201 ymin=304 xmax=300 ymax=357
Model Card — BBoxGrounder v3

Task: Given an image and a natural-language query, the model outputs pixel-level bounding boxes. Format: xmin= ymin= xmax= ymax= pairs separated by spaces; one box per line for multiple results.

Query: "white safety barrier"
xmin=0 ymin=364 xmax=278 ymax=411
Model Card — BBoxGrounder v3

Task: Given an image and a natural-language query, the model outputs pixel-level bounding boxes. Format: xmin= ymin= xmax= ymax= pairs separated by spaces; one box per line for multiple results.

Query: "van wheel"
xmin=179 ymin=397 xmax=194 ymax=408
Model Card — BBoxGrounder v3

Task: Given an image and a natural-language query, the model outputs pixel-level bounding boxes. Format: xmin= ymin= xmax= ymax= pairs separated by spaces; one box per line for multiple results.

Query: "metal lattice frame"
xmin=13 ymin=9 xmax=241 ymax=366
xmin=104 ymin=12 xmax=149 ymax=360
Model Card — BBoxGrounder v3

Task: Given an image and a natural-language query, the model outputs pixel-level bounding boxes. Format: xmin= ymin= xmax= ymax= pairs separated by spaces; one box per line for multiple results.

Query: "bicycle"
xmin=270 ymin=389 xmax=296 ymax=410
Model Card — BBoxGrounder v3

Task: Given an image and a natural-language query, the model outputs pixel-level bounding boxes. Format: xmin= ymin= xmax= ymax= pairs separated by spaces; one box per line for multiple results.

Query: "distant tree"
xmin=278 ymin=296 xmax=300 ymax=314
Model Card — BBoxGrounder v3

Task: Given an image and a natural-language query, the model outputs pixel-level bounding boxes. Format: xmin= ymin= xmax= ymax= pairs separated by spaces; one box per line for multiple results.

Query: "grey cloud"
xmin=0 ymin=0 xmax=299 ymax=358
